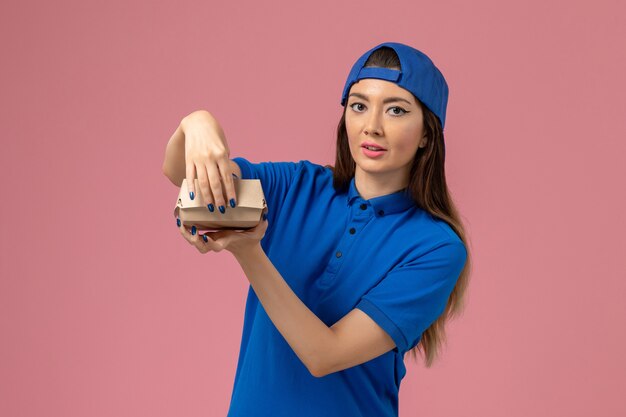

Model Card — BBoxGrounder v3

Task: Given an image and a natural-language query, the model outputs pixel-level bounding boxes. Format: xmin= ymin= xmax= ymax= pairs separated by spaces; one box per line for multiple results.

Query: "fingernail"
xmin=208 ymin=204 xmax=214 ymax=212
xmin=219 ymin=205 xmax=225 ymax=214
xmin=176 ymin=218 xmax=181 ymax=227
xmin=230 ymin=198 xmax=236 ymax=208
xmin=191 ymin=225 xmax=196 ymax=235
xmin=189 ymin=191 xmax=195 ymax=200
xmin=262 ymin=213 xmax=267 ymax=221
xmin=202 ymin=235 xmax=208 ymax=242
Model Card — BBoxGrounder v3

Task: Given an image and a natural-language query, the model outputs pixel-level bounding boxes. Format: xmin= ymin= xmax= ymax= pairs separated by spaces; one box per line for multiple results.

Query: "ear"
xmin=419 ymin=134 xmax=428 ymax=149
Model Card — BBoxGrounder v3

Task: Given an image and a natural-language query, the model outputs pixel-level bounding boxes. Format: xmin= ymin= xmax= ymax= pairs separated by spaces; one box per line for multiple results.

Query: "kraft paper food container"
xmin=173 ymin=178 xmax=266 ymax=231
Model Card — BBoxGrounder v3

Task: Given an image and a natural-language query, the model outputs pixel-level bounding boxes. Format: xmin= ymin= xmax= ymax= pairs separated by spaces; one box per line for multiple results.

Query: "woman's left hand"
xmin=177 ymin=208 xmax=269 ymax=257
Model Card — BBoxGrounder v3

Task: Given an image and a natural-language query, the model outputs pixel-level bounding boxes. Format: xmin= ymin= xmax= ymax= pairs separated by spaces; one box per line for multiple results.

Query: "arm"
xmin=233 ymin=245 xmax=396 ymax=378
xmin=161 ymin=122 xmax=186 ymax=185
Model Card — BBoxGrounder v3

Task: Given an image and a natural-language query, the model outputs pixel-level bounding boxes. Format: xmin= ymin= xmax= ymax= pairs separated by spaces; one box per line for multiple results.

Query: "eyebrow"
xmin=348 ymin=92 xmax=413 ymax=106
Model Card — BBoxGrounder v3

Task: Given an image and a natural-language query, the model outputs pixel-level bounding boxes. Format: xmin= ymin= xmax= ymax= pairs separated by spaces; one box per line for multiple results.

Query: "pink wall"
xmin=1 ymin=1 xmax=625 ymax=416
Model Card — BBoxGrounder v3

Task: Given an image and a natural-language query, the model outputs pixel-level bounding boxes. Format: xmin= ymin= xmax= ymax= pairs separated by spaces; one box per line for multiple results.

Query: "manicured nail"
xmin=189 ymin=191 xmax=194 ymax=200
xmin=176 ymin=218 xmax=181 ymax=227
xmin=202 ymin=235 xmax=208 ymax=242
xmin=230 ymin=198 xmax=236 ymax=208
xmin=191 ymin=225 xmax=196 ymax=235
xmin=262 ymin=213 xmax=267 ymax=221
xmin=208 ymin=204 xmax=214 ymax=212
xmin=219 ymin=205 xmax=225 ymax=214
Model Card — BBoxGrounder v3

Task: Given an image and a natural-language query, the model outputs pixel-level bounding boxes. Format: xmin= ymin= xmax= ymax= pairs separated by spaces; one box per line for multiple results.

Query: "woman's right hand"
xmin=180 ymin=110 xmax=237 ymax=213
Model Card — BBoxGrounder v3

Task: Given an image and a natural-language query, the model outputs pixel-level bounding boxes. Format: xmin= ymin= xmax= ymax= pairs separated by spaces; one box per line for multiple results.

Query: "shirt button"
xmin=335 ymin=251 xmax=342 ymax=258
xmin=360 ymin=203 xmax=367 ymax=210
xmin=349 ymin=227 xmax=356 ymax=234
xmin=378 ymin=209 xmax=385 ymax=216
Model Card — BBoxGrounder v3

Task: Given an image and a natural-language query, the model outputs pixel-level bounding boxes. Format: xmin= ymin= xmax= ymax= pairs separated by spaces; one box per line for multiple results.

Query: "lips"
xmin=361 ymin=142 xmax=387 ymax=151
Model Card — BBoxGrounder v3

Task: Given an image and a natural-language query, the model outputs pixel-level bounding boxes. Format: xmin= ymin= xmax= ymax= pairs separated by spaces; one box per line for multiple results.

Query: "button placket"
xmin=319 ymin=202 xmax=370 ymax=287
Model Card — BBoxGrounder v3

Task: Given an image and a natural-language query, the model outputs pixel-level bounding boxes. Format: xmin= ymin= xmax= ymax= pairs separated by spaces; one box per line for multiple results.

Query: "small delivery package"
xmin=173 ymin=177 xmax=266 ymax=231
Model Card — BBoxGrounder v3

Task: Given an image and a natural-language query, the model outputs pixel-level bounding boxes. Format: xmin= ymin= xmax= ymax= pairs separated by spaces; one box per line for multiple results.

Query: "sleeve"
xmin=355 ymin=240 xmax=468 ymax=352
xmin=231 ymin=156 xmax=303 ymax=226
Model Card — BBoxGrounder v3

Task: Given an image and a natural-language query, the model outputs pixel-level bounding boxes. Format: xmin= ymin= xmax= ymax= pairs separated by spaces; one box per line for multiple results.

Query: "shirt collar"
xmin=346 ymin=176 xmax=416 ymax=216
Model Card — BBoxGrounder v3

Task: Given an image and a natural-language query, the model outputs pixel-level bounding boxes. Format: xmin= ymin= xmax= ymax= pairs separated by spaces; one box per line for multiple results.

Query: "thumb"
xmin=210 ymin=229 xmax=234 ymax=241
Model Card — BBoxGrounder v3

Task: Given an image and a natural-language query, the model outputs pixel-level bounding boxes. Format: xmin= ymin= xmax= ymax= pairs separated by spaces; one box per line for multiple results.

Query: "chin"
xmin=354 ymin=159 xmax=387 ymax=173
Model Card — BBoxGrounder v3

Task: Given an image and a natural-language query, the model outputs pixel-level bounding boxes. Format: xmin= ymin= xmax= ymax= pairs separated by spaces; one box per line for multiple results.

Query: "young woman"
xmin=162 ymin=41 xmax=472 ymax=417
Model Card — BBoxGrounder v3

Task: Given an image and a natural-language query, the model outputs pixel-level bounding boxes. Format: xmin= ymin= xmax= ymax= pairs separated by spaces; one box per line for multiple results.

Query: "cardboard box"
xmin=173 ymin=178 xmax=266 ymax=231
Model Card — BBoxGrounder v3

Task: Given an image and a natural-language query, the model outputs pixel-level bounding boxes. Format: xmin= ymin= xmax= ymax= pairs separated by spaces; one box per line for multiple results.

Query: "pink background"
xmin=1 ymin=0 xmax=625 ymax=416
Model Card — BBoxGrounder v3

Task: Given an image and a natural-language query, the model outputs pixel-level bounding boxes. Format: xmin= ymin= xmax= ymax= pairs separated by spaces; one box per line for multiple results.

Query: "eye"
xmin=349 ymin=102 xmax=366 ymax=112
xmin=389 ymin=106 xmax=408 ymax=116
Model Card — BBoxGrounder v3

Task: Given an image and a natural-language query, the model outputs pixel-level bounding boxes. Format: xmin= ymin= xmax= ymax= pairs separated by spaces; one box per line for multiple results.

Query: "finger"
xmin=184 ymin=224 xmax=209 ymax=252
xmin=193 ymin=232 xmax=212 ymax=254
xmin=185 ymin=156 xmax=197 ymax=200
xmin=206 ymin=160 xmax=227 ymax=213
xmin=208 ymin=229 xmax=231 ymax=241
xmin=178 ymin=219 xmax=222 ymax=253
xmin=179 ymin=222 xmax=201 ymax=243
xmin=178 ymin=221 xmax=194 ymax=243
xmin=202 ymin=232 xmax=226 ymax=252
xmin=197 ymin=233 xmax=212 ymax=253
xmin=217 ymin=158 xmax=237 ymax=209
xmin=195 ymin=160 xmax=215 ymax=212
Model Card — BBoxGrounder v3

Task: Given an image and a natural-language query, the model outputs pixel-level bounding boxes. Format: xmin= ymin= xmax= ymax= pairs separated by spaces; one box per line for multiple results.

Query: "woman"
xmin=162 ymin=41 xmax=472 ymax=417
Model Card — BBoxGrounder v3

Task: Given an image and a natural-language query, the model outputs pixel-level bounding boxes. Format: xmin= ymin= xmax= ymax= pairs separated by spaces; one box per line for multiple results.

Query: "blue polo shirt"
xmin=227 ymin=157 xmax=467 ymax=417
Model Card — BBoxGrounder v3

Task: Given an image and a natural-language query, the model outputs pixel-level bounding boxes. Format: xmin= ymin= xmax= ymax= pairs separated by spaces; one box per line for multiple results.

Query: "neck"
xmin=354 ymin=165 xmax=409 ymax=200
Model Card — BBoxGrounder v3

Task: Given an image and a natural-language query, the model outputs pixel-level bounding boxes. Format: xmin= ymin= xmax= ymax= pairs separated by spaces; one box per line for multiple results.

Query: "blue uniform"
xmin=227 ymin=157 xmax=467 ymax=417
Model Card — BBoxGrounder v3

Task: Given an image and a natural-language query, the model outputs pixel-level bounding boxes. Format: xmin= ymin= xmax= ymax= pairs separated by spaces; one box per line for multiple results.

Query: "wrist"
xmin=181 ymin=110 xmax=215 ymax=132
xmin=232 ymin=242 xmax=264 ymax=263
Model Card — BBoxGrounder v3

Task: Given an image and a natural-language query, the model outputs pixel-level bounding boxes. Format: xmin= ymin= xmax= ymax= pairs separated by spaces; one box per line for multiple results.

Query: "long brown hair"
xmin=326 ymin=46 xmax=472 ymax=367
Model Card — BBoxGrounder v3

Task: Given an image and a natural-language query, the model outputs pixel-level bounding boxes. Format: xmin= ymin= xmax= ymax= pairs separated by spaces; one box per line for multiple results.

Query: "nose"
xmin=364 ymin=111 xmax=383 ymax=136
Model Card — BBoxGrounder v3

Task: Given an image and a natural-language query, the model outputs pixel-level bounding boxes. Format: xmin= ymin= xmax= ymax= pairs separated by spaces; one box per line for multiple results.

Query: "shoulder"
xmin=425 ymin=212 xmax=464 ymax=245
xmin=392 ymin=209 xmax=466 ymax=262
xmin=288 ymin=159 xmax=335 ymax=186
xmin=298 ymin=159 xmax=333 ymax=175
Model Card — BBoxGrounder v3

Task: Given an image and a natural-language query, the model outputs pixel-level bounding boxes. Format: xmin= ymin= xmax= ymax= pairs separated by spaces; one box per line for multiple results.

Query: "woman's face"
xmin=345 ymin=78 xmax=426 ymax=187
